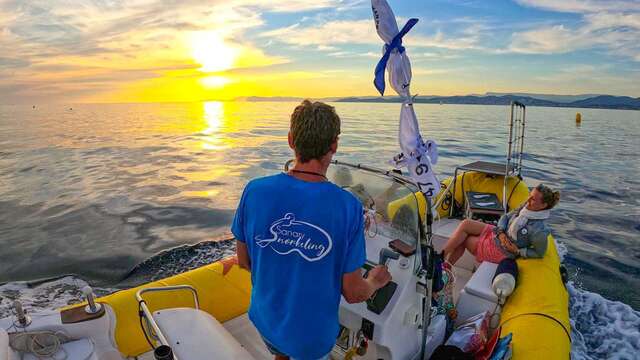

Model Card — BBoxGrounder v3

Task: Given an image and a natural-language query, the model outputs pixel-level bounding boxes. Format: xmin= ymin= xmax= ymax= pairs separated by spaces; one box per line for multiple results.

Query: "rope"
xmin=9 ymin=331 xmax=73 ymax=359
xmin=489 ymin=301 xmax=502 ymax=330
xmin=505 ymin=178 xmax=522 ymax=212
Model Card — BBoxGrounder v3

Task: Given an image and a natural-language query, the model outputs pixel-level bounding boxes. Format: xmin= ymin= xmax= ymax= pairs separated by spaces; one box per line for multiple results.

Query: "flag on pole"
xmin=371 ymin=0 xmax=440 ymax=198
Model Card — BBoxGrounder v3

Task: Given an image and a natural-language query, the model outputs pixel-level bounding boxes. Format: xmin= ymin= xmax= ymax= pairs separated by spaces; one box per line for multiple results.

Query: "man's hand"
xmin=367 ymin=265 xmax=392 ymax=289
xmin=342 ymin=265 xmax=392 ymax=304
xmin=498 ymin=233 xmax=519 ymax=254
xmin=236 ymin=240 xmax=251 ymax=271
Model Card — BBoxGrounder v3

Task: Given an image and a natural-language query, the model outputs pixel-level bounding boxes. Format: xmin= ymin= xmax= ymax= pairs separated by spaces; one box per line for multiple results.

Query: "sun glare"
xmin=200 ymin=75 xmax=232 ymax=88
xmin=203 ymin=101 xmax=223 ymax=135
xmin=191 ymin=32 xmax=238 ymax=72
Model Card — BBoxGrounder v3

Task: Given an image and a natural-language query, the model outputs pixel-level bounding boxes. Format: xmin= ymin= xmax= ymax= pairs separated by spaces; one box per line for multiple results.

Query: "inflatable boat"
xmin=0 ymin=0 xmax=570 ymax=356
xmin=0 ymin=158 xmax=570 ymax=360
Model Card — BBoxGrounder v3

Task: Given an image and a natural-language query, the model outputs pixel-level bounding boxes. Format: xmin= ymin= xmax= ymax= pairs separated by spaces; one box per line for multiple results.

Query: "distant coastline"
xmin=243 ymin=93 xmax=640 ymax=110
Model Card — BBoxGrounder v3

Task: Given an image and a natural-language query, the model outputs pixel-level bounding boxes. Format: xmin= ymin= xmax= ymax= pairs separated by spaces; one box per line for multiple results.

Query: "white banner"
xmin=371 ymin=0 xmax=440 ymax=198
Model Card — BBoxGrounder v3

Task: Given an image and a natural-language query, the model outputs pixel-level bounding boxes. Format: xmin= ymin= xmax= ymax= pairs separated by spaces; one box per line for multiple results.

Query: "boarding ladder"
xmin=450 ymin=101 xmax=526 ymax=216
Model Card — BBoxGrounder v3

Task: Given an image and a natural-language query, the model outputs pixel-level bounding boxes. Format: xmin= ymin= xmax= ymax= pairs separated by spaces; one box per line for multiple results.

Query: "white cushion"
xmin=153 ymin=308 xmax=254 ymax=360
xmin=0 ymin=329 xmax=8 ymax=360
xmin=463 ymin=261 xmax=499 ymax=303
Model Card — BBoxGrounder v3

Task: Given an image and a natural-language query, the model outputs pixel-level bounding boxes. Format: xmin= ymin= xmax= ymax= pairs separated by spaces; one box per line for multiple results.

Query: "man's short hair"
xmin=290 ymin=100 xmax=341 ymax=163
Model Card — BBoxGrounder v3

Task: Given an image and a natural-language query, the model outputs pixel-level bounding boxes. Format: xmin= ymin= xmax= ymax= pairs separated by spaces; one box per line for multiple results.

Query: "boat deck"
xmin=224 ymin=314 xmax=272 ymax=359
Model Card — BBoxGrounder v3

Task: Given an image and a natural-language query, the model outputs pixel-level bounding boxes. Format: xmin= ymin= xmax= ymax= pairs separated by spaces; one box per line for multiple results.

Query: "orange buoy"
xmin=575 ymin=112 xmax=582 ymax=123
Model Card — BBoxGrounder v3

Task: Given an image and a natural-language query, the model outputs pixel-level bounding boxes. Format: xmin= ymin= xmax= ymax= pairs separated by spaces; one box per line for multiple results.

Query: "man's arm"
xmin=236 ymin=240 xmax=251 ymax=271
xmin=342 ymin=265 xmax=391 ymax=304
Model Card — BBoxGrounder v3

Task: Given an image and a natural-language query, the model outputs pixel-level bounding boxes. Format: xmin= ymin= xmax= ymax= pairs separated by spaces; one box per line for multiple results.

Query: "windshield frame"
xmin=328 ymin=159 xmax=429 ymax=274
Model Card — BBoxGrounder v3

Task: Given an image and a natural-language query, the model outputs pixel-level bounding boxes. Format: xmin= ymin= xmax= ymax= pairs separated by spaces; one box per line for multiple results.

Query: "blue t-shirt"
xmin=231 ymin=173 xmax=366 ymax=359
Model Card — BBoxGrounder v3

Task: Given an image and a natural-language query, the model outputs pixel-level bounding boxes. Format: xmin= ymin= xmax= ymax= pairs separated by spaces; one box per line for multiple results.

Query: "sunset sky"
xmin=1 ymin=0 xmax=639 ymax=104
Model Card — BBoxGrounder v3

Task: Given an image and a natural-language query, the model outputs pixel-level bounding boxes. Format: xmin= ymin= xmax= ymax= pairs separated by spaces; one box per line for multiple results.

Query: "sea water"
xmin=0 ymin=102 xmax=638 ymax=358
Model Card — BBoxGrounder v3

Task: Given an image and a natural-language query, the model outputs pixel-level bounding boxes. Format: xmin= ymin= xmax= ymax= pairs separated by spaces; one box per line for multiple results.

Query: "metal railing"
xmin=504 ymin=101 xmax=526 ymax=211
xmin=135 ymin=285 xmax=200 ymax=358
xmin=507 ymin=101 xmax=526 ymax=179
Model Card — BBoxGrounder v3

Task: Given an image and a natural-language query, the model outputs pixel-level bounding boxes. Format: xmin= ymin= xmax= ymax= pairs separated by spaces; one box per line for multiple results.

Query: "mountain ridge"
xmin=241 ymin=94 xmax=640 ymax=110
xmin=335 ymin=94 xmax=640 ymax=110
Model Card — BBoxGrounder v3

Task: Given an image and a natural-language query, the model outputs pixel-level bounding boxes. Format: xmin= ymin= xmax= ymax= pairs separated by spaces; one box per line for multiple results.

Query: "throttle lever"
xmin=379 ymin=248 xmax=400 ymax=266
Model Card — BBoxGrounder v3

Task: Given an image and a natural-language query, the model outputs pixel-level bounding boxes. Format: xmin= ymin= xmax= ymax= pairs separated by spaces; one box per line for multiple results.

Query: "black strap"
xmin=290 ymin=169 xmax=327 ymax=180
xmin=138 ymin=300 xmax=156 ymax=349
xmin=501 ymin=312 xmax=572 ymax=342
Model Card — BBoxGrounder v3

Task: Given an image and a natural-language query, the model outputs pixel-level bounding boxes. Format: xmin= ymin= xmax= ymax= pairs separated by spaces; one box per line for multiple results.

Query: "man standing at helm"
xmin=233 ymin=100 xmax=392 ymax=360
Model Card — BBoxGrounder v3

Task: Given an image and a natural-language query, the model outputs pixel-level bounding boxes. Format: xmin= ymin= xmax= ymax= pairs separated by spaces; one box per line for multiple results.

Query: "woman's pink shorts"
xmin=475 ymin=224 xmax=508 ymax=263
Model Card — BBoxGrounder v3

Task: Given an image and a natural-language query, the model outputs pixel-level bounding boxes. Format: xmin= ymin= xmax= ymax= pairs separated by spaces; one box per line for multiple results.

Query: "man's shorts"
xmin=261 ymin=335 xmax=330 ymax=360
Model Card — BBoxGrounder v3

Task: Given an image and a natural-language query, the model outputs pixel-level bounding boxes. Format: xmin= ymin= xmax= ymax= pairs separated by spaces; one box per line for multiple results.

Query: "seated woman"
xmin=443 ymin=184 xmax=560 ymax=265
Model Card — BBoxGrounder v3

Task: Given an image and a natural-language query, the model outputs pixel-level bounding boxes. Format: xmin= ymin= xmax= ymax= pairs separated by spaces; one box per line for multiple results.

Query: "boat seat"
xmin=464 ymin=261 xmax=499 ymax=303
xmin=455 ymin=261 xmax=500 ymax=325
xmin=153 ymin=308 xmax=254 ymax=360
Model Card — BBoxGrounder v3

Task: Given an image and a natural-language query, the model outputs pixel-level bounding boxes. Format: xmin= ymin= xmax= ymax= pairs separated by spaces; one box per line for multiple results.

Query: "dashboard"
xmin=338 ymin=230 xmax=423 ymax=359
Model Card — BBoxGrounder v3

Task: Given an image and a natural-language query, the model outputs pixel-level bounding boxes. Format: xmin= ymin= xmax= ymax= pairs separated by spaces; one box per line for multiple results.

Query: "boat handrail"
xmin=330 ymin=159 xmax=421 ymax=191
xmin=285 ymin=159 xmax=422 ymax=192
xmin=135 ymin=285 xmax=200 ymax=310
xmin=135 ymin=285 xmax=199 ymax=356
xmin=431 ymin=176 xmax=454 ymax=213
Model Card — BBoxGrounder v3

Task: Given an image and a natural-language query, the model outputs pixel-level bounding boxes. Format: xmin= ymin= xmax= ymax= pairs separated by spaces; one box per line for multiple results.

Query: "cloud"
xmin=509 ymin=25 xmax=589 ymax=53
xmin=514 ymin=0 xmax=640 ymax=14
xmin=261 ymin=19 xmax=379 ymax=46
xmin=508 ymin=16 xmax=640 ymax=60
xmin=530 ymin=64 xmax=639 ymax=95
xmin=327 ymin=51 xmax=356 ymax=58
xmin=261 ymin=18 xmax=484 ymax=51
xmin=412 ymin=52 xmax=461 ymax=60
xmin=509 ymin=0 xmax=640 ymax=61
xmin=411 ymin=30 xmax=482 ymax=51
xmin=316 ymin=45 xmax=339 ymax=51
xmin=2 ymin=0 xmax=350 ymax=103
xmin=249 ymin=0 xmax=364 ymax=13
xmin=411 ymin=67 xmax=452 ymax=76
xmin=0 ymin=57 xmax=30 ymax=69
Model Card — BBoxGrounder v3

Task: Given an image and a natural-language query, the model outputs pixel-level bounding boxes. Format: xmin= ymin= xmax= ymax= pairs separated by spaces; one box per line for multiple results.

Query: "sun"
xmin=191 ymin=32 xmax=238 ymax=72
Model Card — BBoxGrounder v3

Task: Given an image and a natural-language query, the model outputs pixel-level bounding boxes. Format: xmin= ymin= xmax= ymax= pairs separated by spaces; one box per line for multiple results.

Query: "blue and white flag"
xmin=371 ymin=0 xmax=439 ymax=198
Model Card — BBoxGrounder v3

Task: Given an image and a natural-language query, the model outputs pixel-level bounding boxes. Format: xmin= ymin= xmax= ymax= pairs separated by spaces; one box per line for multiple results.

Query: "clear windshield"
xmin=327 ymin=163 xmax=421 ymax=250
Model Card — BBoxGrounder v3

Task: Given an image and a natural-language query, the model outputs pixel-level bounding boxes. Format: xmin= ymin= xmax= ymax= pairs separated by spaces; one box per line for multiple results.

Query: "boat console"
xmin=327 ymin=163 xmax=445 ymax=360
xmin=338 ymin=233 xmax=425 ymax=359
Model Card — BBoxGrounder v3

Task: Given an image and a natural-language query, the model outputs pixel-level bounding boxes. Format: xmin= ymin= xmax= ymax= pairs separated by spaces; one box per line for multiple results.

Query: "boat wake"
xmin=0 ymin=276 xmax=113 ymax=318
xmin=121 ymin=238 xmax=235 ymax=285
xmin=568 ymin=282 xmax=640 ymax=359
xmin=1 ymin=240 xmax=638 ymax=359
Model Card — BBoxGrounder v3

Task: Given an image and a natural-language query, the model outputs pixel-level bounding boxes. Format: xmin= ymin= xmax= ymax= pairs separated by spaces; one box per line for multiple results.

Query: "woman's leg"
xmin=464 ymin=235 xmax=481 ymax=255
xmin=447 ymin=235 xmax=481 ymax=264
xmin=447 ymin=245 xmax=466 ymax=265
xmin=443 ymin=219 xmax=486 ymax=264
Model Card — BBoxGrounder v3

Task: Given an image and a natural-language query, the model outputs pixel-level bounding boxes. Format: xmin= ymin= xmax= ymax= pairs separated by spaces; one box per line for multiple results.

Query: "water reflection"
xmin=201 ymin=101 xmax=226 ymax=151
xmin=203 ymin=101 xmax=223 ymax=135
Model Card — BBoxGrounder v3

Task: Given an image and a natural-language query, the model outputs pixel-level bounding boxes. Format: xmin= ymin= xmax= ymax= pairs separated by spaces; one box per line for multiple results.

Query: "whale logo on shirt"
xmin=255 ymin=213 xmax=333 ymax=262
